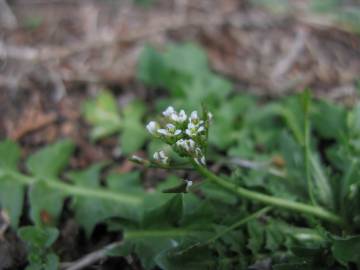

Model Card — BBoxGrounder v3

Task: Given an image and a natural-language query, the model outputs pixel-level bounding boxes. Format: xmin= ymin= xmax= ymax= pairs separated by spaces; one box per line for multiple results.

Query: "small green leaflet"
xmin=0 ymin=140 xmax=23 ymax=228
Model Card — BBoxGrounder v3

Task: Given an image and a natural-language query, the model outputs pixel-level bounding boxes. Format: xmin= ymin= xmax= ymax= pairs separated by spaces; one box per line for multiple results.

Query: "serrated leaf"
xmin=247 ymin=220 xmax=264 ymax=255
xmin=331 ymin=234 xmax=360 ymax=266
xmin=69 ymin=167 xmax=144 ymax=237
xmin=200 ymin=182 xmax=238 ymax=205
xmin=0 ymin=140 xmax=24 ymax=228
xmin=0 ymin=140 xmax=21 ymax=170
xmin=19 ymin=226 xmax=60 ymax=270
xmin=120 ymin=101 xmax=147 ymax=154
xmin=18 ymin=226 xmax=59 ymax=248
xmin=68 ymin=163 xmax=108 ymax=237
xmin=155 ymin=244 xmax=214 ymax=270
xmin=312 ymin=100 xmax=346 ymax=139
xmin=26 ymin=140 xmax=75 ymax=179
xmin=0 ymin=176 xmax=24 ymax=228
xmin=83 ymin=91 xmax=122 ymax=140
xmin=29 ymin=181 xmax=65 ymax=226
xmin=116 ymin=194 xmax=214 ymax=270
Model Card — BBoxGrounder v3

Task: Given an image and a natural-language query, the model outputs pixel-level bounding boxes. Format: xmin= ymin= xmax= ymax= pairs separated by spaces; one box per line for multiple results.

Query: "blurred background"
xmin=1 ymin=0 xmax=360 ymax=144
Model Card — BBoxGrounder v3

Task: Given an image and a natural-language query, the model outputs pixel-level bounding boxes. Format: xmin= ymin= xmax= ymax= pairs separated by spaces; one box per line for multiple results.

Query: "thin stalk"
xmin=7 ymin=170 xmax=142 ymax=206
xmin=191 ymin=161 xmax=343 ymax=225
xmin=207 ymin=206 xmax=272 ymax=243
xmin=304 ymin=101 xmax=317 ymax=206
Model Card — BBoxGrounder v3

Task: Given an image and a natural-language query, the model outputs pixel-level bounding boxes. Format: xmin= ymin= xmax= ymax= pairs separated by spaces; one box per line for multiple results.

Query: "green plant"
xmin=83 ymin=90 xmax=147 ymax=155
xmin=18 ymin=226 xmax=59 ymax=270
xmin=2 ymin=43 xmax=360 ymax=269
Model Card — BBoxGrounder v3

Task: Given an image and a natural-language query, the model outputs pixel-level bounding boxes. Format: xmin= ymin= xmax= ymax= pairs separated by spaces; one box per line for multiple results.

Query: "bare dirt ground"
xmin=0 ymin=0 xmax=360 ymax=269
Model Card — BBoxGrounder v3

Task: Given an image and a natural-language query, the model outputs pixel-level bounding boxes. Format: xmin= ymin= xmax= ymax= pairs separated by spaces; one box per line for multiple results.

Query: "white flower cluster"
xmin=163 ymin=106 xmax=187 ymax=123
xmin=176 ymin=138 xmax=206 ymax=165
xmin=146 ymin=106 xmax=213 ymax=166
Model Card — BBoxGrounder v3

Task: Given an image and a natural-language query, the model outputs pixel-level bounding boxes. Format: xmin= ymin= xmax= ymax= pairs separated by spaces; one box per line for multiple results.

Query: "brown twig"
xmin=61 ymin=241 xmax=122 ymax=270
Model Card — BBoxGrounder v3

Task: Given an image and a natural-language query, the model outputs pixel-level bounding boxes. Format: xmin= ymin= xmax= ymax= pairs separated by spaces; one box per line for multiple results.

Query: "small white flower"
xmin=146 ymin=121 xmax=158 ymax=135
xmin=166 ymin=123 xmax=176 ymax=130
xmin=170 ymin=113 xmax=179 ymax=122
xmin=163 ymin=106 xmax=175 ymax=117
xmin=185 ymin=179 xmax=193 ymax=191
xmin=157 ymin=129 xmax=169 ymax=136
xmin=157 ymin=123 xmax=182 ymax=137
xmin=190 ymin=111 xmax=199 ymax=123
xmin=153 ymin=150 xmax=169 ymax=165
xmin=131 ymin=155 xmax=143 ymax=162
xmin=197 ymin=126 xmax=205 ymax=133
xmin=185 ymin=122 xmax=205 ymax=137
xmin=167 ymin=109 xmax=187 ymax=123
xmin=194 ymin=156 xmax=206 ymax=166
xmin=207 ymin=112 xmax=213 ymax=121
xmin=176 ymin=139 xmax=196 ymax=153
xmin=194 ymin=158 xmax=201 ymax=165
xmin=178 ymin=110 xmax=187 ymax=122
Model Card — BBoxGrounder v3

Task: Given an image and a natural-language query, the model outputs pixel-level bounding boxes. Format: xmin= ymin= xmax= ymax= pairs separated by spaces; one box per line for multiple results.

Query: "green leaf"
xmin=115 ymin=194 xmax=214 ymax=270
xmin=247 ymin=220 xmax=264 ymax=255
xmin=25 ymin=140 xmax=74 ymax=225
xmin=18 ymin=226 xmax=59 ymax=249
xmin=43 ymin=253 xmax=59 ymax=270
xmin=309 ymin=154 xmax=334 ymax=209
xmin=0 ymin=175 xmax=24 ymax=228
xmin=331 ymin=234 xmax=360 ymax=266
xmin=137 ymin=45 xmax=166 ymax=87
xmin=200 ymin=182 xmax=238 ymax=205
xmin=155 ymin=244 xmax=214 ymax=270
xmin=0 ymin=139 xmax=21 ymax=170
xmin=19 ymin=226 xmax=59 ymax=270
xmin=312 ymin=100 xmax=346 ymax=139
xmin=120 ymin=101 xmax=147 ymax=154
xmin=68 ymin=163 xmax=108 ymax=237
xmin=69 ymin=166 xmax=144 ymax=237
xmin=83 ymin=91 xmax=122 ymax=140
xmin=29 ymin=181 xmax=65 ymax=226
xmin=26 ymin=139 xmax=75 ymax=179
xmin=0 ymin=140 xmax=24 ymax=228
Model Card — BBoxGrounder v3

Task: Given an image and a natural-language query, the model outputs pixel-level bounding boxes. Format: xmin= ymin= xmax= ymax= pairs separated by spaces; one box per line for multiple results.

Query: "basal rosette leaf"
xmin=0 ymin=140 xmax=24 ymax=228
xmin=68 ymin=165 xmax=144 ymax=237
xmin=83 ymin=90 xmax=122 ymax=140
xmin=26 ymin=140 xmax=74 ymax=225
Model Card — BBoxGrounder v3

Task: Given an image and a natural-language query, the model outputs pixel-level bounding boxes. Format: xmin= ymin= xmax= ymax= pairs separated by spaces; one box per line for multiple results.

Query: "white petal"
xmin=166 ymin=123 xmax=176 ymax=130
xmin=200 ymin=156 xmax=206 ymax=165
xmin=190 ymin=111 xmax=198 ymax=120
xmin=157 ymin=129 xmax=168 ymax=136
xmin=197 ymin=126 xmax=205 ymax=133
xmin=163 ymin=106 xmax=175 ymax=117
xmin=178 ymin=110 xmax=187 ymax=122
xmin=146 ymin=121 xmax=157 ymax=134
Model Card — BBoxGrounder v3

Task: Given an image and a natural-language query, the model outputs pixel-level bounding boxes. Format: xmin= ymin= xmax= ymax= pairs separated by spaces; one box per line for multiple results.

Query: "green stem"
xmin=191 ymin=161 xmax=343 ymax=225
xmin=304 ymin=101 xmax=317 ymax=206
xmin=208 ymin=206 xmax=272 ymax=243
xmin=7 ymin=171 xmax=142 ymax=206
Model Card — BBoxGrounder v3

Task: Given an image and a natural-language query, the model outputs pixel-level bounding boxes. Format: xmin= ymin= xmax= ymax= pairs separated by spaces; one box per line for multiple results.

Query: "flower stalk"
xmin=144 ymin=106 xmax=344 ymax=226
xmin=191 ymin=160 xmax=343 ymax=225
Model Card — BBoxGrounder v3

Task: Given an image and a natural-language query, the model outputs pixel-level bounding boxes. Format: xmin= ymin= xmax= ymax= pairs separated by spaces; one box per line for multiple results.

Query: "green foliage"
xmin=0 ymin=140 xmax=23 ymax=228
xmin=3 ymin=42 xmax=360 ymax=269
xmin=83 ymin=91 xmax=147 ymax=154
xmin=18 ymin=226 xmax=59 ymax=270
